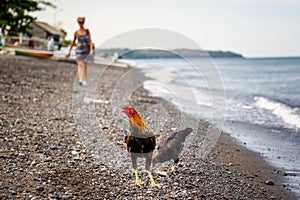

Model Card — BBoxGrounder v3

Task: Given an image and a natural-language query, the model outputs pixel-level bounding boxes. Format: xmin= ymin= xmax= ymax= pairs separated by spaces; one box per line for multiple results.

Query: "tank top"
xmin=75 ymin=29 xmax=90 ymax=55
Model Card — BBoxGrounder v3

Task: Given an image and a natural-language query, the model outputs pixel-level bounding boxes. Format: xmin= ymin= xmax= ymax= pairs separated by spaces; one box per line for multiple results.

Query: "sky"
xmin=33 ymin=0 xmax=300 ymax=58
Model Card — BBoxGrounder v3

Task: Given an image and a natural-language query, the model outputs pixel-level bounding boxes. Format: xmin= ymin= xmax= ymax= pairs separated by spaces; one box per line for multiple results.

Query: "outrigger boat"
xmin=6 ymin=45 xmax=54 ymax=58
xmin=3 ymin=35 xmax=54 ymax=58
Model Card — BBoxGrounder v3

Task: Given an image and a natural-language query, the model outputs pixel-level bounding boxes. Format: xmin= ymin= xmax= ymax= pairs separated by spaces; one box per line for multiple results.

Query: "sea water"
xmin=134 ymin=57 xmax=300 ymax=197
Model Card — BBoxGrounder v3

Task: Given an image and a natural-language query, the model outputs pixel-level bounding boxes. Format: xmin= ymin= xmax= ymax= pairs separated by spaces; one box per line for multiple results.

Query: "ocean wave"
xmin=254 ymin=96 xmax=300 ymax=129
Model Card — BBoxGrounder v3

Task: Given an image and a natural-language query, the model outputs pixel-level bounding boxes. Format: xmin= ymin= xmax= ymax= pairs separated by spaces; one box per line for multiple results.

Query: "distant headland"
xmin=96 ymin=48 xmax=244 ymax=59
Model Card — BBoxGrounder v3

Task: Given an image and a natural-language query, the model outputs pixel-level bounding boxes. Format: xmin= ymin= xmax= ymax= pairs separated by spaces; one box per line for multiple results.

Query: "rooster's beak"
xmin=121 ymin=106 xmax=128 ymax=115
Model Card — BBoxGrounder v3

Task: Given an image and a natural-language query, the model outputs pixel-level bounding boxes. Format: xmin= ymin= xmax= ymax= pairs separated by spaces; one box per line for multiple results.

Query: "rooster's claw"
xmin=150 ymin=182 xmax=161 ymax=188
xmin=130 ymin=181 xmax=145 ymax=187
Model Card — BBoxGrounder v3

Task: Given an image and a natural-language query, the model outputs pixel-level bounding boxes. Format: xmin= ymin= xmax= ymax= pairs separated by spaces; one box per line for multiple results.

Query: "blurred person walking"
xmin=67 ymin=17 xmax=93 ymax=86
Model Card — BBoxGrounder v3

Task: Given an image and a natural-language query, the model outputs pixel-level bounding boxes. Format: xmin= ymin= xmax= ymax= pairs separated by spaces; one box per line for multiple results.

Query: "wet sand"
xmin=0 ymin=55 xmax=296 ymax=199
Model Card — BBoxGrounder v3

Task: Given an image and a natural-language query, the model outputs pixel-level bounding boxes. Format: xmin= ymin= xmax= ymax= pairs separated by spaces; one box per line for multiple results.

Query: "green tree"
xmin=59 ymin=28 xmax=70 ymax=47
xmin=0 ymin=0 xmax=55 ymax=36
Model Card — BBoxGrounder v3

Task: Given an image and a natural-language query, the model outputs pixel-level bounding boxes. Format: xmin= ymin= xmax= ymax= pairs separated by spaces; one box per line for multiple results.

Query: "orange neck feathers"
xmin=129 ymin=112 xmax=147 ymax=134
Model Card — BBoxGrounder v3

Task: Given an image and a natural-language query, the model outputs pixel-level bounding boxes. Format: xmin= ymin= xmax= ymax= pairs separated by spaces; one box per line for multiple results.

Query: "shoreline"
xmin=0 ymin=55 xmax=296 ymax=199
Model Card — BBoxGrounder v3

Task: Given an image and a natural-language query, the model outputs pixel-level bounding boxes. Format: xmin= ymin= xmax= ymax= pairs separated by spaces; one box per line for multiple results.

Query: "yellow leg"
xmin=147 ymin=170 xmax=161 ymax=188
xmin=130 ymin=169 xmax=145 ymax=187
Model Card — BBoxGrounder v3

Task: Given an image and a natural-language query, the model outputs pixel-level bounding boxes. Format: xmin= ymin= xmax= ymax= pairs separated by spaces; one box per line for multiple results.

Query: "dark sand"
xmin=0 ymin=55 xmax=296 ymax=199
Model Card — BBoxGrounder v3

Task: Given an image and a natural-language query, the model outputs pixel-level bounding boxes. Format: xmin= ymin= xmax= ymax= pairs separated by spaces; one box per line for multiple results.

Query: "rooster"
xmin=152 ymin=128 xmax=192 ymax=166
xmin=122 ymin=106 xmax=161 ymax=187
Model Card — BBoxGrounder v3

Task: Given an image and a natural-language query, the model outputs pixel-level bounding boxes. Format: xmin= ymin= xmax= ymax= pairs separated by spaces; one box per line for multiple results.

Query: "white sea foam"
xmin=254 ymin=96 xmax=300 ymax=129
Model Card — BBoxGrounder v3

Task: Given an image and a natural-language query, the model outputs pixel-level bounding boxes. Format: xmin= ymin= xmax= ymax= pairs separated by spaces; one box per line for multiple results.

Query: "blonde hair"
xmin=77 ymin=17 xmax=85 ymax=22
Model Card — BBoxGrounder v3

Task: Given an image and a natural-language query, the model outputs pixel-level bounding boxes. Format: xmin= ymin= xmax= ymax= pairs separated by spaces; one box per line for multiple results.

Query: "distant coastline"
xmin=96 ymin=48 xmax=244 ymax=59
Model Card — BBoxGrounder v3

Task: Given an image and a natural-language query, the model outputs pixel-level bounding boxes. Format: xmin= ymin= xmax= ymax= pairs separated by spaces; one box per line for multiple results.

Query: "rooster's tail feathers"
xmin=174 ymin=128 xmax=193 ymax=141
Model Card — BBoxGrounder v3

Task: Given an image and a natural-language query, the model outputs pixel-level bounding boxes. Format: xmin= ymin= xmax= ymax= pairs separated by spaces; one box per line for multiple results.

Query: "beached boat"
xmin=14 ymin=47 xmax=53 ymax=58
xmin=3 ymin=36 xmax=54 ymax=58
